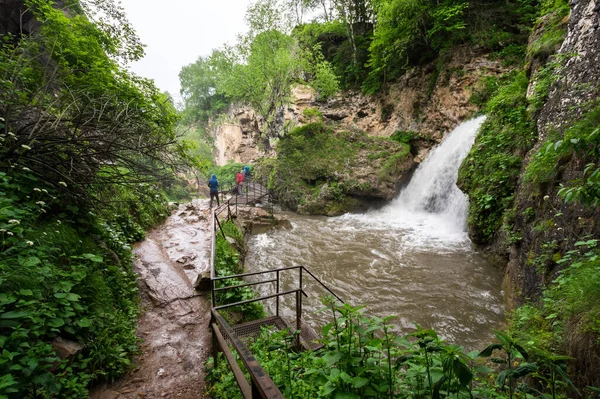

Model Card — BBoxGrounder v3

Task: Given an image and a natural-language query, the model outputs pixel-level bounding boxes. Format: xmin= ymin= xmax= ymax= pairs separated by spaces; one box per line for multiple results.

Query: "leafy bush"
xmin=207 ymin=297 xmax=583 ymax=399
xmin=213 ymin=221 xmax=265 ymax=323
xmin=303 ymin=107 xmax=323 ymax=123
xmin=458 ymin=72 xmax=537 ymax=245
xmin=0 ymin=170 xmax=171 ymax=397
xmin=525 ymin=104 xmax=600 ymax=206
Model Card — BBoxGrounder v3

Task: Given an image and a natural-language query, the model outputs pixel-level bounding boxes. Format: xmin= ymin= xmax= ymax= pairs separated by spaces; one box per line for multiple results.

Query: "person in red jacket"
xmin=236 ymin=170 xmax=245 ymax=195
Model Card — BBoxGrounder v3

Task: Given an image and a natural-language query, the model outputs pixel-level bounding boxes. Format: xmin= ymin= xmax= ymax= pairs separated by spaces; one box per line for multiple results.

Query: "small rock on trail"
xmin=91 ymin=199 xmax=213 ymax=399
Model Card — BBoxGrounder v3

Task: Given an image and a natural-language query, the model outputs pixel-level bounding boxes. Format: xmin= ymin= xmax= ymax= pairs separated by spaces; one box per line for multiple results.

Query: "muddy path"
xmin=92 ymin=200 xmax=213 ymax=399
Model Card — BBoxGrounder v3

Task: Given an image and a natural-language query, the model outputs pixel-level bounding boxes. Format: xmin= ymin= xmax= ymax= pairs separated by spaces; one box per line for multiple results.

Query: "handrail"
xmin=213 ymin=265 xmax=343 ymax=303
xmin=213 ymin=288 xmax=304 ymax=311
xmin=212 ymin=310 xmax=285 ymax=399
xmin=212 ymin=322 xmax=252 ymax=398
xmin=207 ymin=176 xmax=345 ymax=399
xmin=212 ymin=278 xmax=278 ymax=292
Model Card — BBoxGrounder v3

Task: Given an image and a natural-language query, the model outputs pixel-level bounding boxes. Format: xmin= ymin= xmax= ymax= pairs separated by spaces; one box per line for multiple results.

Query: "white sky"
xmin=120 ymin=0 xmax=251 ymax=100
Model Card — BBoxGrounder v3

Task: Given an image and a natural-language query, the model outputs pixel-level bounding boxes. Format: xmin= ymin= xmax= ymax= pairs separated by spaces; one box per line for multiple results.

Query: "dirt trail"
xmin=92 ymin=200 xmax=213 ymax=399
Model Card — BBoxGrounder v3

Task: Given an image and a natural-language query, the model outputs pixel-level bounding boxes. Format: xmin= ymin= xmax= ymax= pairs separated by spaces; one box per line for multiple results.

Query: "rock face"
xmin=504 ymin=0 xmax=600 ymax=388
xmin=211 ymin=46 xmax=508 ymax=165
xmin=0 ymin=0 xmax=37 ymax=38
xmin=213 ymin=108 xmax=261 ymax=165
xmin=536 ymin=1 xmax=600 ymax=140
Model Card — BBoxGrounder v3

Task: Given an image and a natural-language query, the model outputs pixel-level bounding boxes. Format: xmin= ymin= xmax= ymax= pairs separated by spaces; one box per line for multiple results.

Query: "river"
xmin=245 ymin=116 xmax=505 ymax=350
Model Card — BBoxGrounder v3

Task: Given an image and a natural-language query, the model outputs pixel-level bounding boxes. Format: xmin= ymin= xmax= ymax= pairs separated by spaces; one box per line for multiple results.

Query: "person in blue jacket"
xmin=207 ymin=174 xmax=220 ymax=208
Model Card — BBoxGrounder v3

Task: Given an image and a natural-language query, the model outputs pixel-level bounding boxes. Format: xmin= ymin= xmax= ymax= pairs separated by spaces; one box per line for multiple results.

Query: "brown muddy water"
xmin=245 ymin=116 xmax=505 ymax=351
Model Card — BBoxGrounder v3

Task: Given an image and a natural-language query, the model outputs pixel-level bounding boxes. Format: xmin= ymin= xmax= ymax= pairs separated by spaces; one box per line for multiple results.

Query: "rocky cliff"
xmin=502 ymin=0 xmax=600 ymax=387
xmin=211 ymin=45 xmax=508 ymax=165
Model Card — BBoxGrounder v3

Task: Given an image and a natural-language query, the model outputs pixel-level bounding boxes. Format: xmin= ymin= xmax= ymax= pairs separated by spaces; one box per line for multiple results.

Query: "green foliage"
xmin=207 ymin=297 xmax=582 ymax=399
xmin=260 ymin=122 xmax=355 ymax=211
xmin=527 ymin=4 xmax=569 ymax=61
xmin=0 ymin=170 xmax=170 ymax=397
xmin=389 ymin=130 xmax=423 ymax=146
xmin=469 ymin=76 xmax=501 ymax=107
xmin=256 ymin=122 xmax=411 ymax=215
xmin=294 ymin=19 xmax=371 ymax=89
xmin=365 ymin=0 xmax=434 ymax=93
xmin=214 ymin=30 xmax=300 ymax=134
xmin=511 ymin=240 xmax=600 ymax=394
xmin=458 ymin=72 xmax=537 ymax=245
xmin=364 ymin=0 xmax=539 ymax=93
xmin=213 ymin=221 xmax=265 ymax=323
xmin=526 ymin=104 xmax=600 ymax=206
xmin=0 ymin=1 xmax=194 ymax=395
xmin=303 ymin=107 xmax=323 ymax=123
xmin=207 ymin=162 xmax=247 ymax=191
xmin=179 ymin=56 xmax=229 ymax=123
xmin=310 ymin=54 xmax=340 ymax=100
xmin=378 ymin=146 xmax=411 ymax=182
xmin=0 ymin=0 xmax=193 ymax=207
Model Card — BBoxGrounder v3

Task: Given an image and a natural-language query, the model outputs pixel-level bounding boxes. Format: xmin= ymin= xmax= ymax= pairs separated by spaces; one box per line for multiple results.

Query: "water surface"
xmin=245 ymin=116 xmax=505 ymax=350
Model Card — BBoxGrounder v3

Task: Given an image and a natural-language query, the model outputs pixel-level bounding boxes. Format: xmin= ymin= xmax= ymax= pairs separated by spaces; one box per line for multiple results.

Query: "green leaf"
xmin=511 ymin=362 xmax=537 ymax=378
xmin=76 ymin=318 xmax=91 ymax=328
xmin=478 ymin=343 xmax=503 ymax=357
xmin=334 ymin=391 xmax=360 ymax=399
xmin=48 ymin=318 xmax=65 ymax=327
xmin=22 ymin=257 xmax=41 ymax=267
xmin=65 ymin=293 xmax=80 ymax=302
xmin=454 ymin=359 xmax=473 ymax=386
xmin=474 ymin=365 xmax=494 ymax=373
xmin=321 ymin=381 xmax=336 ymax=396
xmin=83 ymin=253 xmax=103 ymax=263
xmin=353 ymin=376 xmax=369 ymax=389
xmin=0 ymin=373 xmax=18 ymax=391
xmin=339 ymin=371 xmax=352 ymax=384
xmin=1 ymin=310 xmax=31 ymax=319
xmin=496 ymin=369 xmax=510 ymax=389
xmin=324 ymin=351 xmax=343 ymax=367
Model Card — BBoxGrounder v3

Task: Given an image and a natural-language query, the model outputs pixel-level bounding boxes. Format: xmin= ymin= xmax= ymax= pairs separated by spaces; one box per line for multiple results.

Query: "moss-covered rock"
xmin=255 ymin=122 xmax=413 ymax=215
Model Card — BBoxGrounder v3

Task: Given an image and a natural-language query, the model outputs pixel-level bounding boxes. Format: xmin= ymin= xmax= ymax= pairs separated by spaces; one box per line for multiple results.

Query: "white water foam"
xmin=340 ymin=115 xmax=487 ymax=250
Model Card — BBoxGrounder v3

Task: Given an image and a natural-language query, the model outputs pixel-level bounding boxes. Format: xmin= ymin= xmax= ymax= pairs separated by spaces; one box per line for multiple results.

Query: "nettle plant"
xmin=208 ymin=296 xmax=589 ymax=399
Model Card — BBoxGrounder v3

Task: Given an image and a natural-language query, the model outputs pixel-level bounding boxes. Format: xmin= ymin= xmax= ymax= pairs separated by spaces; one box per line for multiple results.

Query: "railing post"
xmin=211 ymin=212 xmax=217 ymax=306
xmin=211 ymin=279 xmax=216 ymax=312
xmin=211 ymin=313 xmax=219 ymax=367
xmin=296 ymin=268 xmax=303 ymax=349
xmin=276 ymin=269 xmax=280 ymax=317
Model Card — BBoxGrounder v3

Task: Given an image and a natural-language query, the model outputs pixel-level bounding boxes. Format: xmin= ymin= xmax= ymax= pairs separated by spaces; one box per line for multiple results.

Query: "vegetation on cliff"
xmin=179 ymin=0 xmax=542 ymax=146
xmin=0 ymin=0 xmax=199 ymax=396
xmin=255 ymin=122 xmax=411 ymax=215
xmin=457 ymin=0 xmax=600 ymax=390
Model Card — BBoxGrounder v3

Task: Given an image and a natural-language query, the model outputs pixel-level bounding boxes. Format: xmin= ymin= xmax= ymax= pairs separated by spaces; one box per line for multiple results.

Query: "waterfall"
xmin=396 ymin=116 xmax=486 ymax=225
xmin=366 ymin=116 xmax=486 ymax=244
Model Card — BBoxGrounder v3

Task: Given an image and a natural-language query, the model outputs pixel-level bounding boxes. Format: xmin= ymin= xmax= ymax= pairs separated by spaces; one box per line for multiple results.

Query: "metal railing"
xmin=214 ymin=175 xmax=275 ymax=212
xmin=212 ymin=265 xmax=343 ymax=344
xmin=210 ymin=266 xmax=343 ymax=399
xmin=207 ymin=186 xmax=344 ymax=399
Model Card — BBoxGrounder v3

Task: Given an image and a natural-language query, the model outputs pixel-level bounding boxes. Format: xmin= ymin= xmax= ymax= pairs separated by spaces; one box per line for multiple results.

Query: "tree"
xmin=1 ymin=0 xmax=193 ymax=204
xmin=331 ymin=0 xmax=373 ymax=75
xmin=179 ymin=56 xmax=228 ymax=123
